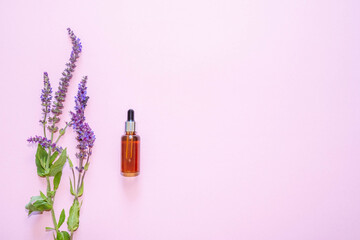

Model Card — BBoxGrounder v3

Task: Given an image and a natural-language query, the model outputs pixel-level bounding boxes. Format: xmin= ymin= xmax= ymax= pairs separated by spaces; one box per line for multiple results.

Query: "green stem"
xmin=50 ymin=207 xmax=58 ymax=232
xmin=45 ymin=112 xmax=71 ymax=238
xmin=43 ymin=106 xmax=48 ymax=138
xmin=46 ymin=175 xmax=51 ymax=195
xmin=78 ymin=154 xmax=90 ymax=193
xmin=45 ymin=135 xmax=59 ymax=235
xmin=43 ymin=110 xmax=60 ymax=235
xmin=43 ymin=125 xmax=47 ymax=138
xmin=70 ymin=151 xmax=91 ymax=240
xmin=76 ymin=172 xmax=82 ymax=200
xmin=76 ymin=152 xmax=90 ymax=197
xmin=46 ymin=176 xmax=58 ymax=232
xmin=80 ymin=171 xmax=86 ymax=190
xmin=71 ymin=167 xmax=76 ymax=192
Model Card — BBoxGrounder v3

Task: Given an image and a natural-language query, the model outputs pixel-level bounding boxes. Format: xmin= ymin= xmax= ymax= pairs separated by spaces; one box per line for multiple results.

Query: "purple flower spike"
xmin=48 ymin=28 xmax=82 ymax=133
xmin=27 ymin=136 xmax=63 ymax=153
xmin=70 ymin=76 xmax=89 ymax=129
xmin=70 ymin=76 xmax=96 ymax=163
xmin=39 ymin=72 xmax=52 ymax=124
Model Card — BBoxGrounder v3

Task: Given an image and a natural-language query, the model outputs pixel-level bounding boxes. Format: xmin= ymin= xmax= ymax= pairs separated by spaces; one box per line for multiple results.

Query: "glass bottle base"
xmin=121 ymin=172 xmax=139 ymax=177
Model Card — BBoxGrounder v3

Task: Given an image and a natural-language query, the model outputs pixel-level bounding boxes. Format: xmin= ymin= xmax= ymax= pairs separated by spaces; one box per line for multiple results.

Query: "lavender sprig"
xmin=48 ymin=28 xmax=82 ymax=134
xmin=67 ymin=77 xmax=95 ymax=238
xmin=26 ymin=28 xmax=86 ymax=240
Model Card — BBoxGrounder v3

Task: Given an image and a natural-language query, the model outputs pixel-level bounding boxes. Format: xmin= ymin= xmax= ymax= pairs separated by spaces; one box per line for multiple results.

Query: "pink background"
xmin=1 ymin=0 xmax=360 ymax=239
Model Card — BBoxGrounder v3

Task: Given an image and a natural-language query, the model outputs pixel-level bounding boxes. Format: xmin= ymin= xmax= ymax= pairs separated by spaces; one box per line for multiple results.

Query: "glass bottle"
xmin=121 ymin=109 xmax=140 ymax=177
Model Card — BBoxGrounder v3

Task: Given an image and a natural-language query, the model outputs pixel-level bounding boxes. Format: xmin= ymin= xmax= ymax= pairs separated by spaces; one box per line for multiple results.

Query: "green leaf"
xmin=62 ymin=231 xmax=70 ymax=240
xmin=58 ymin=209 xmax=66 ymax=228
xmin=35 ymin=144 xmax=48 ymax=177
xmin=30 ymin=195 xmax=43 ymax=202
xmin=26 ymin=196 xmax=42 ymax=214
xmin=67 ymin=199 xmax=80 ymax=231
xmin=45 ymin=227 xmax=55 ymax=231
xmin=53 ymin=171 xmax=62 ymax=191
xmin=59 ymin=128 xmax=65 ymax=136
xmin=25 ymin=195 xmax=52 ymax=215
xmin=33 ymin=199 xmax=52 ymax=211
xmin=50 ymin=151 xmax=59 ymax=165
xmin=77 ymin=181 xmax=84 ymax=197
xmin=56 ymin=231 xmax=70 ymax=240
xmin=69 ymin=178 xmax=76 ymax=196
xmin=84 ymin=162 xmax=90 ymax=171
xmin=67 ymin=157 xmax=73 ymax=168
xmin=40 ymin=191 xmax=47 ymax=200
xmin=36 ymin=144 xmax=48 ymax=168
xmin=49 ymin=149 xmax=67 ymax=176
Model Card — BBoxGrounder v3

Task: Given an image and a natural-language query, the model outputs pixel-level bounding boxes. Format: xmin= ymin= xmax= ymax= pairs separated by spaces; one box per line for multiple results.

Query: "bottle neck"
xmin=125 ymin=121 xmax=135 ymax=132
xmin=125 ymin=131 xmax=136 ymax=135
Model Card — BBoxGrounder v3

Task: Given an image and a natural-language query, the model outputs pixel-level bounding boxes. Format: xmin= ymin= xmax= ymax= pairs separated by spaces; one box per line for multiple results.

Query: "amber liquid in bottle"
xmin=121 ymin=133 xmax=140 ymax=177
xmin=121 ymin=109 xmax=140 ymax=177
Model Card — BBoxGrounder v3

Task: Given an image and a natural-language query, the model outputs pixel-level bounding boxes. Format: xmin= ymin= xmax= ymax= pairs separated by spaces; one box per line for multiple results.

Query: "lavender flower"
xmin=48 ymin=28 xmax=82 ymax=133
xmin=39 ymin=72 xmax=52 ymax=124
xmin=70 ymin=77 xmax=95 ymax=171
xmin=27 ymin=136 xmax=63 ymax=152
xmin=70 ymin=76 xmax=89 ymax=129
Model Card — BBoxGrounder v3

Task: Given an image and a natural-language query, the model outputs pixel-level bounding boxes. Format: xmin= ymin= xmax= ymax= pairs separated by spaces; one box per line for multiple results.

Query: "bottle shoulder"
xmin=122 ymin=134 xmax=140 ymax=141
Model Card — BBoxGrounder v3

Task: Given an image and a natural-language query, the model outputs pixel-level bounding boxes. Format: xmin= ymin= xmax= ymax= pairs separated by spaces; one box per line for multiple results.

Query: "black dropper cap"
xmin=127 ymin=109 xmax=134 ymax=121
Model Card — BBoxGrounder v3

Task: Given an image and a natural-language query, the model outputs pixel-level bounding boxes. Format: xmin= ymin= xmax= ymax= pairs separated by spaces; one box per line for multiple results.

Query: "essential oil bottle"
xmin=121 ymin=109 xmax=140 ymax=177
